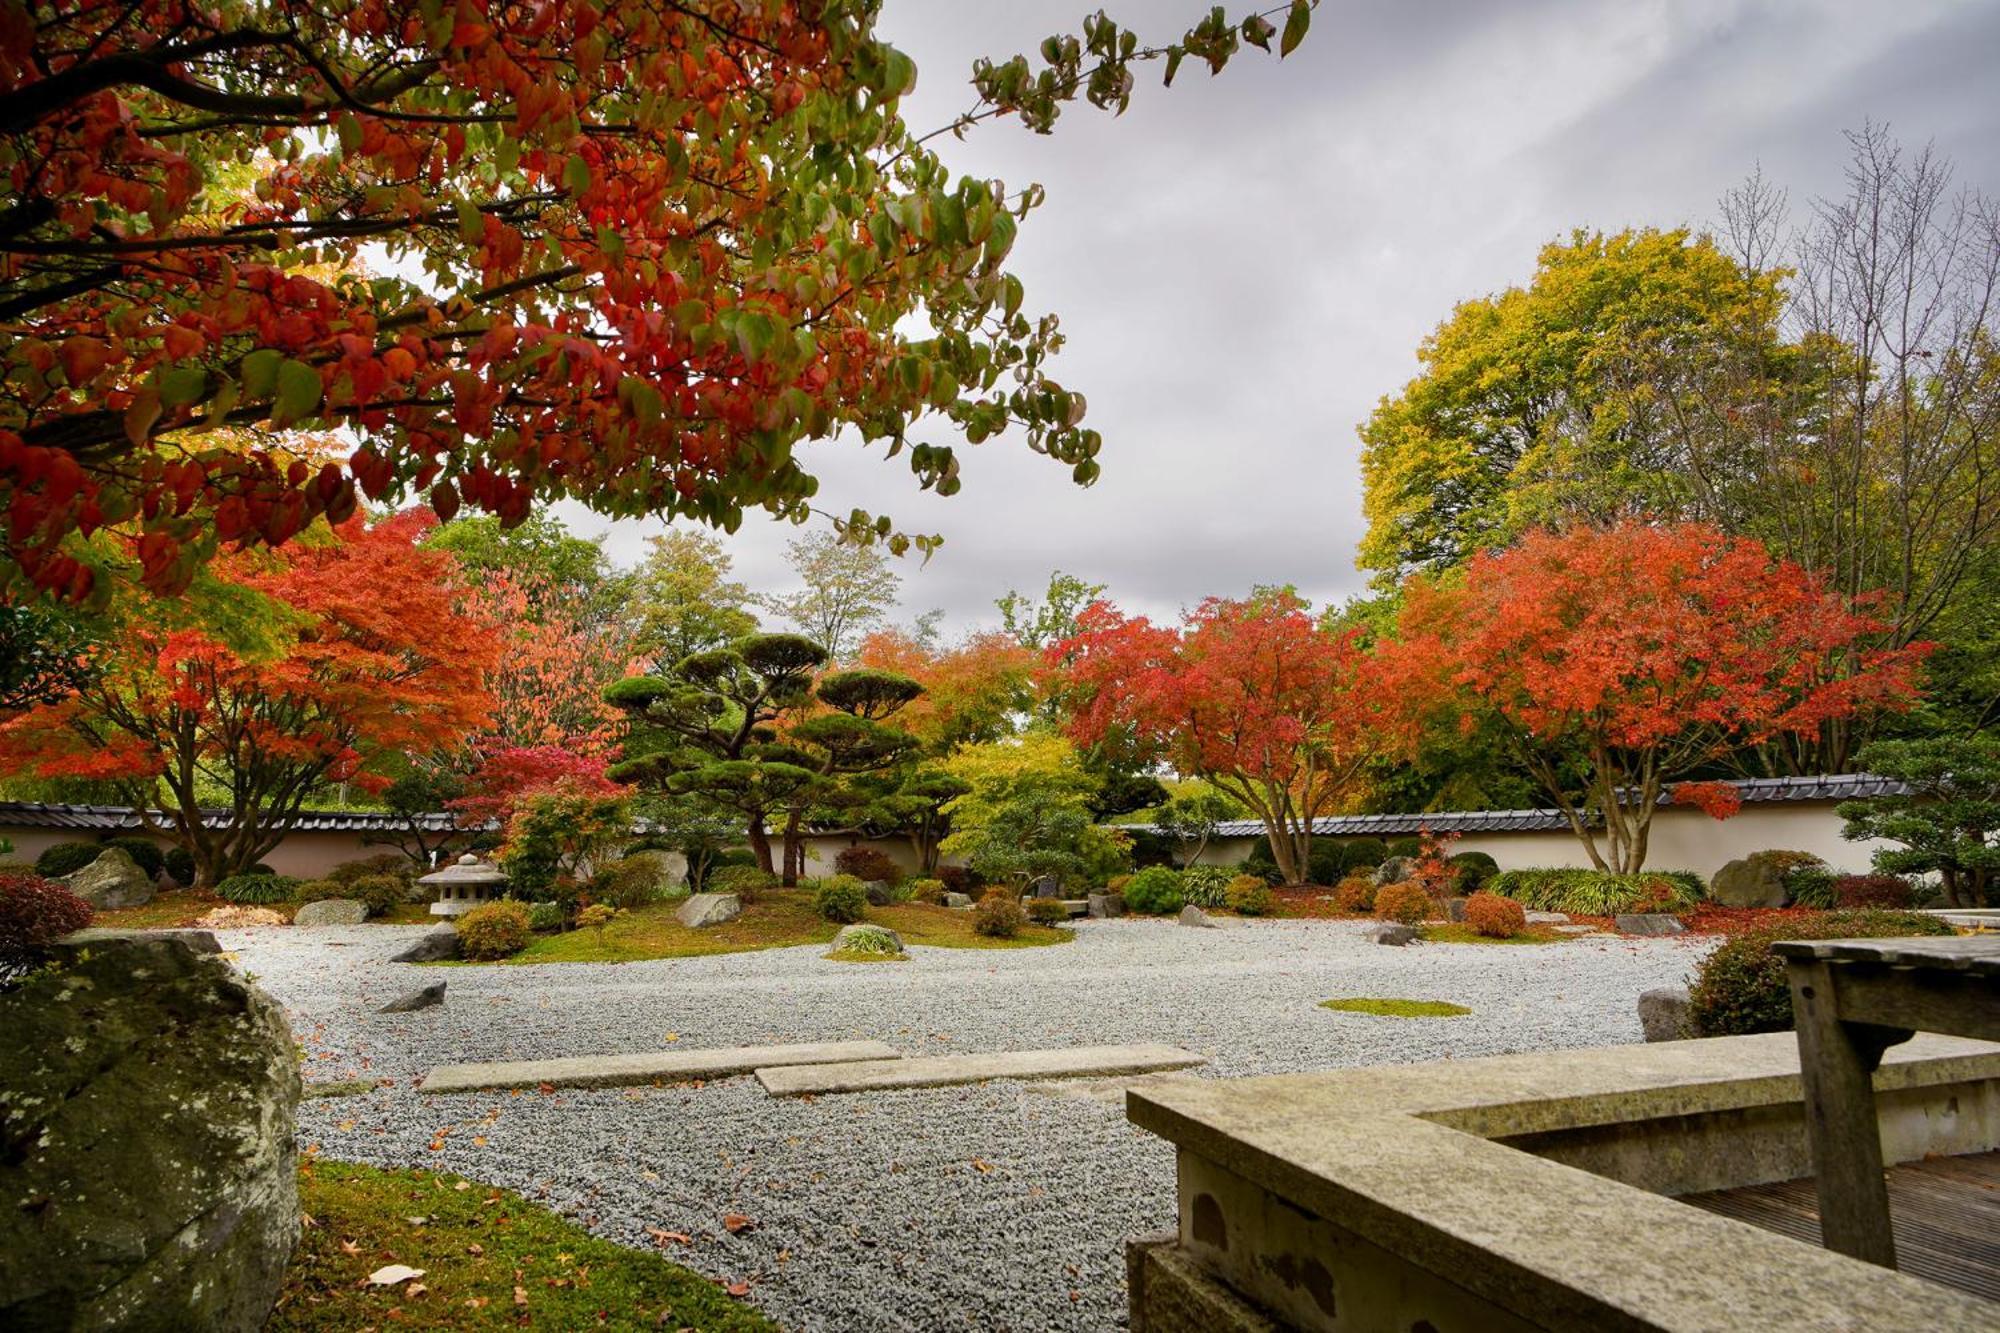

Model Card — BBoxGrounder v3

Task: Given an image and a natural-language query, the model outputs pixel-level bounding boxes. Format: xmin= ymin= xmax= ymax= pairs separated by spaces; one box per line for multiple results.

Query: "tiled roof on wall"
xmin=0 ymin=802 xmax=465 ymax=833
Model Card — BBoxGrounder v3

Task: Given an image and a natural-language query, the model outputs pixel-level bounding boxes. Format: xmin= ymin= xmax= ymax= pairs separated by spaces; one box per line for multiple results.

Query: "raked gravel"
xmin=223 ymin=917 xmax=1711 ymax=1332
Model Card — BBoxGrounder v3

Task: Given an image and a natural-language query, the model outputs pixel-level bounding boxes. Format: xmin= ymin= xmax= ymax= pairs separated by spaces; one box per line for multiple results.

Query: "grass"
xmin=91 ymin=889 xmax=437 ymax=929
xmin=1419 ymin=923 xmax=1562 ymax=945
xmin=272 ymin=1160 xmax=772 ymax=1331
xmin=1320 ymin=997 xmax=1472 ymax=1019
xmin=506 ymin=893 xmax=1070 ymax=964
xmin=824 ymin=948 xmax=910 ymax=963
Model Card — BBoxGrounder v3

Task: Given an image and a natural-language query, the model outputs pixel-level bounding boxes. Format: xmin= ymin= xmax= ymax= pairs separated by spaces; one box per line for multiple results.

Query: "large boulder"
xmin=1638 ymin=987 xmax=1694 ymax=1042
xmin=675 ymin=892 xmax=741 ymax=928
xmin=59 ymin=847 xmax=154 ymax=911
xmin=389 ymin=925 xmax=461 ymax=963
xmin=1087 ymin=892 xmax=1125 ymax=919
xmin=1364 ymin=922 xmax=1417 ymax=946
xmin=0 ymin=932 xmax=300 ymax=1330
xmin=863 ymin=880 xmax=895 ymax=907
xmin=293 ymin=897 xmax=367 ymax=927
xmin=1710 ymin=855 xmax=1788 ymax=908
xmin=1373 ymin=857 xmax=1415 ymax=888
xmin=1614 ymin=913 xmax=1688 ymax=937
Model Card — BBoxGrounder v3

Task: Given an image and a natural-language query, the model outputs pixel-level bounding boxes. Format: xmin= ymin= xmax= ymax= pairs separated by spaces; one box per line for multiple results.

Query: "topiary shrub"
xmin=1487 ymin=868 xmax=1700 ymax=916
xmin=216 ymin=872 xmax=298 ymax=905
xmin=972 ymin=887 xmax=1024 ymax=938
xmin=1386 ymin=837 xmax=1423 ymax=860
xmin=457 ymin=900 xmax=532 ymax=960
xmin=1225 ymin=875 xmax=1274 ymax=916
xmin=329 ymin=853 xmax=416 ymax=887
xmin=527 ymin=900 xmax=563 ymax=931
xmin=1374 ymin=881 xmax=1432 ymax=925
xmin=1463 ymin=891 xmax=1526 ymax=938
xmin=1831 ymin=874 xmax=1916 ymax=910
xmin=345 ymin=873 xmax=408 ymax=918
xmin=1448 ymin=850 xmax=1500 ymax=892
xmin=833 ymin=846 xmax=900 ymax=883
xmin=1306 ymin=842 xmax=1345 ymax=887
xmin=813 ymin=874 xmax=868 ymax=923
xmin=1026 ymin=897 xmax=1069 ymax=925
xmin=709 ymin=864 xmax=778 ymax=903
xmin=591 ymin=855 xmax=669 ymax=910
xmin=293 ymin=879 xmax=346 ymax=903
xmin=908 ymin=877 xmax=947 ymax=905
xmin=1178 ymin=865 xmax=1233 ymax=908
xmin=163 ymin=846 xmax=196 ymax=887
xmin=1688 ymin=910 xmax=1953 ymax=1036
xmin=1122 ymin=865 xmax=1185 ymax=915
xmin=35 ymin=842 xmax=102 ymax=879
xmin=1339 ymin=838 xmax=1388 ymax=872
xmin=1334 ymin=874 xmax=1376 ymax=914
xmin=936 ymin=864 xmax=975 ymax=894
xmin=102 ymin=837 xmax=166 ymax=880
xmin=0 ymin=871 xmax=93 ymax=972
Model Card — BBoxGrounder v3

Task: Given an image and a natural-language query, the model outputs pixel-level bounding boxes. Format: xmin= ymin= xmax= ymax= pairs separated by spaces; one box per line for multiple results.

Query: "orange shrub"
xmin=1463 ymin=891 xmax=1527 ymax=938
xmin=1374 ymin=881 xmax=1432 ymax=925
xmin=1334 ymin=874 xmax=1376 ymax=914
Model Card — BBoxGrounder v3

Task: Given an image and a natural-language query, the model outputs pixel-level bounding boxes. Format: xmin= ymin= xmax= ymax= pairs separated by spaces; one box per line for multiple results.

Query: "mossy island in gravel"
xmin=1320 ymin=997 xmax=1472 ymax=1018
xmin=825 ymin=923 xmax=908 ymax=963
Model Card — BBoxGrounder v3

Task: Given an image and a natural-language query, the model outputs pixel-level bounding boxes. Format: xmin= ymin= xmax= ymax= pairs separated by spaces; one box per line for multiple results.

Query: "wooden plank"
xmin=1786 ymin=957 xmax=1899 ymax=1268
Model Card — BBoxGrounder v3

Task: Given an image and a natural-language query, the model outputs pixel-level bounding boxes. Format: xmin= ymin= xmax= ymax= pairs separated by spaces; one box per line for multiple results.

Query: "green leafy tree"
xmin=939 ymin=732 xmax=1126 ymax=888
xmin=625 ymin=531 xmax=760 ymax=672
xmin=996 ymin=571 xmax=1107 ymax=650
xmin=759 ymin=531 xmax=901 ymax=664
xmin=1839 ymin=736 xmax=2000 ymax=908
xmin=777 ymin=668 xmax=925 ymax=881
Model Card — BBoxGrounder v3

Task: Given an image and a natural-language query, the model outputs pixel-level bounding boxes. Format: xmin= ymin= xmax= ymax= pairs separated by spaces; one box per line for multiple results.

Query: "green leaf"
xmin=273 ymin=359 xmax=323 ymax=426
xmin=457 ymin=201 xmax=484 ymax=244
xmin=564 ymin=153 xmax=592 ymax=196
xmin=1281 ymin=0 xmax=1311 ymax=56
xmin=240 ymin=348 xmax=283 ymax=399
xmin=157 ymin=366 xmax=208 ymax=407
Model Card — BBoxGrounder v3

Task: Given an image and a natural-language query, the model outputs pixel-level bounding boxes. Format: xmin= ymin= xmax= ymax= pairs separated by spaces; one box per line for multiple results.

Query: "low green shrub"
xmin=163 ymin=846 xmax=196 ymax=886
xmin=1784 ymin=865 xmax=1840 ymax=909
xmin=1488 ymin=868 xmax=1701 ymax=915
xmin=102 ymin=837 xmax=166 ymax=879
xmin=345 ymin=873 xmax=407 ymax=918
xmin=527 ymin=901 xmax=563 ymax=932
xmin=709 ymin=865 xmax=778 ymax=902
xmin=1224 ymin=875 xmax=1274 ymax=916
xmin=1339 ymin=838 xmax=1388 ymax=872
xmin=813 ymin=874 xmax=867 ymax=923
xmin=1448 ymin=850 xmax=1499 ymax=891
xmin=328 ymin=853 xmax=416 ymax=886
xmin=34 ymin=842 xmax=102 ymax=878
xmin=972 ymin=888 xmax=1024 ymax=938
xmin=1026 ymin=897 xmax=1069 ymax=925
xmin=1374 ymin=881 xmax=1432 ymax=925
xmin=216 ymin=872 xmax=298 ymax=905
xmin=1306 ymin=842 xmax=1345 ymax=886
xmin=294 ymin=879 xmax=347 ymax=904
xmin=908 ymin=877 xmax=948 ymax=905
xmin=1385 ymin=837 xmax=1423 ymax=860
xmin=1178 ymin=864 xmax=1233 ymax=907
xmin=1688 ymin=910 xmax=1953 ymax=1036
xmin=592 ymin=854 xmax=671 ymax=910
xmin=1122 ymin=865 xmax=1185 ymax=915
xmin=457 ymin=900 xmax=532 ymax=960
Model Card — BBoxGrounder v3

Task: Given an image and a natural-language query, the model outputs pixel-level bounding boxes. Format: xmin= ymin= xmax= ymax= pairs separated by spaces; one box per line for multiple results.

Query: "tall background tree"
xmin=759 ymin=531 xmax=901 ymax=664
xmin=625 ymin=531 xmax=760 ymax=672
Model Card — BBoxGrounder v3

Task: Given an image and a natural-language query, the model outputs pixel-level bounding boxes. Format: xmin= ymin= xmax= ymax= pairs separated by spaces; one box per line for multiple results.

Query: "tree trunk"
xmin=747 ymin=821 xmax=773 ymax=875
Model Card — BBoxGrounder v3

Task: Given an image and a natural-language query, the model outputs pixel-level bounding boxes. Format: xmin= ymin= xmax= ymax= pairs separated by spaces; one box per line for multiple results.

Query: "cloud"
xmin=564 ymin=0 xmax=2000 ymax=633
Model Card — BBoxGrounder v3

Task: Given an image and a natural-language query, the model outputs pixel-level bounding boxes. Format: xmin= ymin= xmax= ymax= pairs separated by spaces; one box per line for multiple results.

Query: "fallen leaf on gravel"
xmin=645 ymin=1226 xmax=691 ymax=1247
xmin=337 ymin=1119 xmax=356 ymax=1131
xmin=473 ymin=1136 xmax=487 ymax=1146
xmin=405 ymin=1283 xmax=428 ymax=1299
xmin=367 ymin=1264 xmax=425 ymax=1286
xmin=664 ymin=1032 xmax=679 ymax=1042
xmin=722 ymin=1213 xmax=755 ymax=1234
xmin=970 ymin=1159 xmax=994 ymax=1174
xmin=537 ymin=1082 xmax=556 ymax=1094
xmin=726 ymin=1282 xmax=752 ymax=1299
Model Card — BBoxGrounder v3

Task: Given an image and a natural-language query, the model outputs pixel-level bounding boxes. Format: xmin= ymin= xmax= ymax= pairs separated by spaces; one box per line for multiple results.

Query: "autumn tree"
xmin=0 ymin=512 xmax=498 ymax=885
xmin=1 ymin=1 xmax=1313 ymax=602
xmin=1386 ymin=523 xmax=1930 ymax=873
xmin=760 ymin=530 xmax=900 ymax=663
xmin=469 ymin=568 xmax=632 ymax=754
xmin=625 ymin=530 xmax=758 ymax=671
xmin=855 ymin=628 xmax=1035 ymax=755
xmin=1055 ymin=591 xmax=1402 ymax=885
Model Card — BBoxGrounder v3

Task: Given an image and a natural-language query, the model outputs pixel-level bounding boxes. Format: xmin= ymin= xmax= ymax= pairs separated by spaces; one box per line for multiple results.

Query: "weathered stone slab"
xmin=1638 ymin=987 xmax=1692 ymax=1042
xmin=1087 ymin=892 xmax=1125 ymax=918
xmin=420 ymin=1039 xmax=901 ymax=1094
xmin=1364 ymin=923 xmax=1416 ymax=946
xmin=944 ymin=891 xmax=973 ymax=908
xmin=294 ymin=898 xmax=367 ymax=927
xmin=61 ymin=926 xmax=221 ymax=953
xmin=756 ymin=1043 xmax=1206 ymax=1097
xmin=1614 ymin=913 xmax=1686 ymax=937
xmin=1711 ymin=854 xmax=1787 ymax=908
xmin=379 ymin=981 xmax=445 ymax=1013
xmin=675 ymin=891 xmax=741 ymax=928
xmin=390 ymin=925 xmax=461 ymax=962
xmin=1524 ymin=910 xmax=1571 ymax=925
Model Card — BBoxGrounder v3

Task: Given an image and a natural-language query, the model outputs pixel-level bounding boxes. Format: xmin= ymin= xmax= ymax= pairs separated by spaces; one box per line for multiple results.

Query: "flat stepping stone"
xmin=419 ymin=1039 xmax=900 ymax=1095
xmin=756 ymin=1042 xmax=1206 ymax=1097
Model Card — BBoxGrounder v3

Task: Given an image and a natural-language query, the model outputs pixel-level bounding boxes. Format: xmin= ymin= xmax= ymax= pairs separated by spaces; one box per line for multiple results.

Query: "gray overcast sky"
xmin=555 ymin=0 xmax=2000 ymax=633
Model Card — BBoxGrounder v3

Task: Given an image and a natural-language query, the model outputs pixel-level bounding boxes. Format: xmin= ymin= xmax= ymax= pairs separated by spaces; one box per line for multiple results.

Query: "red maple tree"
xmin=1384 ymin=522 xmax=1930 ymax=871
xmin=0 ymin=511 xmax=499 ymax=885
xmin=450 ymin=745 xmax=623 ymax=828
xmin=1054 ymin=592 xmax=1408 ymax=885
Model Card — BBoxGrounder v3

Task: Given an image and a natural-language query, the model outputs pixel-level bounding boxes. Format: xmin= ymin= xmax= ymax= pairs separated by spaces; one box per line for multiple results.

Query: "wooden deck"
xmin=1681 ymin=1151 xmax=2000 ymax=1303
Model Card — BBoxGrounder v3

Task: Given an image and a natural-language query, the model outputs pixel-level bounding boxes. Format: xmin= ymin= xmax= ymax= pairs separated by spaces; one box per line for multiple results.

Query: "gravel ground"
xmin=226 ymin=918 xmax=1710 ymax=1332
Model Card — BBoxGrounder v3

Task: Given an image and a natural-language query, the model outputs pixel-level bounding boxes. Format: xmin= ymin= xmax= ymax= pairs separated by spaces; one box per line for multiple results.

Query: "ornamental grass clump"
xmin=813 ymin=874 xmax=868 ymax=923
xmin=1224 ymin=875 xmax=1274 ymax=916
xmin=1373 ymin=881 xmax=1432 ymax=925
xmin=1178 ymin=865 xmax=1233 ymax=908
xmin=1462 ymin=891 xmax=1526 ymax=938
xmin=457 ymin=900 xmax=532 ymax=960
xmin=832 ymin=924 xmax=905 ymax=958
xmin=1687 ymin=909 xmax=1952 ymax=1036
xmin=217 ymin=872 xmax=298 ymax=905
xmin=1488 ymin=868 xmax=1701 ymax=915
xmin=972 ymin=888 xmax=1025 ymax=938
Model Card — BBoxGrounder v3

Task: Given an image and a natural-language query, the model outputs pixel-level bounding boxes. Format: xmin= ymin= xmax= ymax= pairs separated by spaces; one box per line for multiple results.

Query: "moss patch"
xmin=824 ymin=948 xmax=910 ymax=964
xmin=1320 ymin=997 xmax=1472 ymax=1019
xmin=272 ymin=1160 xmax=773 ymax=1331
xmin=1419 ymin=923 xmax=1560 ymax=946
xmin=506 ymin=894 xmax=1070 ymax=964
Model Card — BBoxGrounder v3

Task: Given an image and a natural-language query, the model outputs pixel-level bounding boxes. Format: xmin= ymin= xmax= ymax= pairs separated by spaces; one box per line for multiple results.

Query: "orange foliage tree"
xmin=855 ymin=629 xmax=1034 ymax=755
xmin=1384 ymin=522 xmax=1930 ymax=872
xmin=0 ymin=512 xmax=498 ymax=885
xmin=1055 ymin=592 xmax=1408 ymax=885
xmin=470 ymin=569 xmax=631 ymax=754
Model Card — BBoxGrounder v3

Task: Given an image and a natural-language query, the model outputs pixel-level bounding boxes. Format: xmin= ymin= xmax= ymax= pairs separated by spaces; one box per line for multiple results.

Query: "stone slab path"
xmin=420 ymin=1039 xmax=900 ymax=1094
xmin=756 ymin=1042 xmax=1205 ymax=1097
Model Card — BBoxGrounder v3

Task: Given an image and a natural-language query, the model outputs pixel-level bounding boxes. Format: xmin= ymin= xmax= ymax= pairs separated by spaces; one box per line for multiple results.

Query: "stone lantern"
xmin=419 ymin=853 xmax=509 ymax=917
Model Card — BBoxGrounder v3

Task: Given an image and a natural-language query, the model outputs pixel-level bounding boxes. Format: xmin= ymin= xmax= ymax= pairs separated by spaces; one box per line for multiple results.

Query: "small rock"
xmin=1638 ymin=987 xmax=1694 ymax=1042
xmin=1613 ymin=913 xmax=1686 ymax=937
xmin=1086 ymin=892 xmax=1125 ymax=919
xmin=676 ymin=892 xmax=742 ymax=928
xmin=294 ymin=898 xmax=368 ymax=928
xmin=1525 ymin=910 xmax=1571 ymax=924
xmin=1364 ymin=922 xmax=1417 ymax=946
xmin=390 ymin=926 xmax=462 ymax=963
xmin=1553 ymin=924 xmax=1600 ymax=935
xmin=60 ymin=847 xmax=155 ymax=910
xmin=864 ymin=880 xmax=895 ymax=907
xmin=943 ymin=892 xmax=973 ymax=909
xmin=1445 ymin=896 xmax=1469 ymax=922
xmin=1373 ymin=857 xmax=1415 ymax=887
xmin=378 ymin=982 xmax=446 ymax=1013
xmin=831 ymin=923 xmax=904 ymax=953
xmin=1177 ymin=905 xmax=1215 ymax=929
